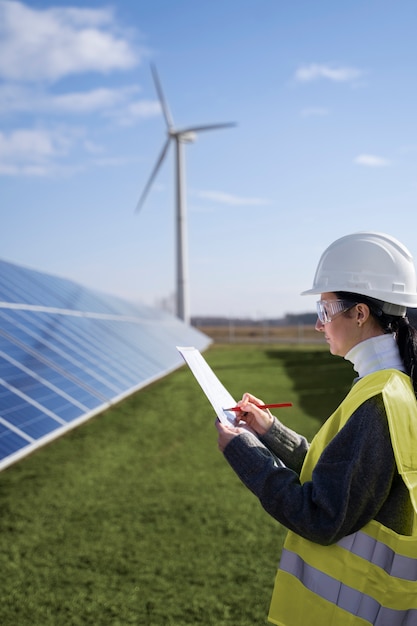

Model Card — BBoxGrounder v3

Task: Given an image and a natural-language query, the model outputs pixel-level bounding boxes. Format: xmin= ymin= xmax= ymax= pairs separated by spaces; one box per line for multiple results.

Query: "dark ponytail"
xmin=391 ymin=317 xmax=417 ymax=395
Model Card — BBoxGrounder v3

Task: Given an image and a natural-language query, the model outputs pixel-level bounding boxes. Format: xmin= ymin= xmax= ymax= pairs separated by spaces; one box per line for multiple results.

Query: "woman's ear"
xmin=356 ymin=303 xmax=371 ymax=325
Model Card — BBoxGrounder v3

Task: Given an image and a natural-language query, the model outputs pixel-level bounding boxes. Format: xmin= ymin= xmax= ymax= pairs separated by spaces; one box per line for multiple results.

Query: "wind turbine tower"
xmin=135 ymin=65 xmax=236 ymax=324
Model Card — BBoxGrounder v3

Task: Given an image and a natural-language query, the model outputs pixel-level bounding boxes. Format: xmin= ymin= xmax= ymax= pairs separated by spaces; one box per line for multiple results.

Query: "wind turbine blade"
xmin=178 ymin=122 xmax=237 ymax=134
xmin=150 ymin=63 xmax=174 ymax=130
xmin=135 ymin=137 xmax=171 ymax=213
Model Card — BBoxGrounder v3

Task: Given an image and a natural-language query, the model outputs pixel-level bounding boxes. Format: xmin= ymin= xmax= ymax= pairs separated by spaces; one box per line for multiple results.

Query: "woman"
xmin=216 ymin=232 xmax=417 ymax=625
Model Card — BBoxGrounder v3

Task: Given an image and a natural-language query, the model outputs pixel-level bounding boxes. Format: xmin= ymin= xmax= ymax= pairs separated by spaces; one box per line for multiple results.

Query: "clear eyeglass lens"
xmin=316 ymin=299 xmax=356 ymax=324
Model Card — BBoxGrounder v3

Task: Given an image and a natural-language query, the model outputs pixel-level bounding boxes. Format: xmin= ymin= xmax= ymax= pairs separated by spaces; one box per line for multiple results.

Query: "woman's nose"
xmin=315 ymin=317 xmax=324 ymax=332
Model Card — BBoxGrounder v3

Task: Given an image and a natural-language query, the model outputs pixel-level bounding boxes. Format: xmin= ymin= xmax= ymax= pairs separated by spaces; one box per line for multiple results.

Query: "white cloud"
xmin=50 ymin=87 xmax=138 ymax=113
xmin=108 ymin=98 xmax=162 ymax=126
xmin=0 ymin=84 xmax=139 ymax=113
xmin=0 ymin=0 xmax=142 ymax=81
xmin=0 ymin=83 xmax=161 ymax=126
xmin=0 ymin=127 xmax=75 ymax=175
xmin=295 ymin=63 xmax=363 ymax=83
xmin=49 ymin=87 xmax=160 ymax=123
xmin=197 ymin=190 xmax=269 ymax=206
xmin=354 ymin=154 xmax=391 ymax=167
xmin=124 ymin=99 xmax=161 ymax=119
xmin=0 ymin=128 xmax=63 ymax=158
xmin=0 ymin=162 xmax=52 ymax=176
xmin=0 ymin=125 xmax=144 ymax=176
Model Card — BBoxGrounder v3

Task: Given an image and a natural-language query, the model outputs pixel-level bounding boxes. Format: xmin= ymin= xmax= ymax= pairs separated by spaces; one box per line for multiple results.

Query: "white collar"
xmin=344 ymin=334 xmax=405 ymax=378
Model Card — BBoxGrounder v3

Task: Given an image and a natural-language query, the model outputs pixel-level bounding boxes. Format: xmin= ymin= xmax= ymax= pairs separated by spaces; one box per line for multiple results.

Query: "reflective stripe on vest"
xmin=268 ymin=370 xmax=417 ymax=626
xmin=338 ymin=530 xmax=417 ymax=581
xmin=280 ymin=548 xmax=417 ymax=625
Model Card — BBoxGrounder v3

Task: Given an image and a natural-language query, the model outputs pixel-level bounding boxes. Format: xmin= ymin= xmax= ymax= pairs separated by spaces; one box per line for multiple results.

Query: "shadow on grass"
xmin=266 ymin=349 xmax=354 ymax=425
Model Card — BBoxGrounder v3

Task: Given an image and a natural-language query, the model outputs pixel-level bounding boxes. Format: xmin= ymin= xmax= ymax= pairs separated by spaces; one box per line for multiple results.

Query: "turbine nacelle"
xmin=174 ymin=131 xmax=197 ymax=143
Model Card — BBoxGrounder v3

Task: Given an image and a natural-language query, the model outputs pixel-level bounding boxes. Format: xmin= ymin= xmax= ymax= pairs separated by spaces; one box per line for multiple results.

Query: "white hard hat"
xmin=301 ymin=232 xmax=417 ymax=311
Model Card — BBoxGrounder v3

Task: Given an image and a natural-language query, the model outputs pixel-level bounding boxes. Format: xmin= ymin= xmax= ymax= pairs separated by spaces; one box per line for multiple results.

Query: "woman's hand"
xmin=233 ymin=392 xmax=274 ymax=435
xmin=215 ymin=420 xmax=248 ymax=452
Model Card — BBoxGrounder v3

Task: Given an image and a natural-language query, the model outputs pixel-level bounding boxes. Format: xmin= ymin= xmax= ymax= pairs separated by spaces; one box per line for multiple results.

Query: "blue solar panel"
xmin=0 ymin=259 xmax=211 ymax=470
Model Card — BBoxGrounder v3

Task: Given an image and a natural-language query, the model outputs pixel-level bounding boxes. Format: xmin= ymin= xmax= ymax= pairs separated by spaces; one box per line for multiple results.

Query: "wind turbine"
xmin=135 ymin=64 xmax=236 ymax=324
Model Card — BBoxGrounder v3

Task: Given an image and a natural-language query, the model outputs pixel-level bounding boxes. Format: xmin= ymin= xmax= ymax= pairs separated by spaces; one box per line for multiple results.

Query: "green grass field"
xmin=0 ymin=344 xmax=354 ymax=625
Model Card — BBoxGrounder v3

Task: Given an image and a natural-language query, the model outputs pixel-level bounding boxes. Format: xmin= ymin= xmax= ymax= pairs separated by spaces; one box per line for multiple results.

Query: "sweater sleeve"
xmin=259 ymin=416 xmax=309 ymax=473
xmin=223 ymin=395 xmax=398 ymax=545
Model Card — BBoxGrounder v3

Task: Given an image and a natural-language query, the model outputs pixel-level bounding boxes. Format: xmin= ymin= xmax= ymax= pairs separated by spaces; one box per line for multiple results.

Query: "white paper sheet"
xmin=177 ymin=346 xmax=237 ymax=425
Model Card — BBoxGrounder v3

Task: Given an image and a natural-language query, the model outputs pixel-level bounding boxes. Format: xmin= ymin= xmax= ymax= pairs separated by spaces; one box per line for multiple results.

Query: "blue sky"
xmin=2 ymin=0 xmax=417 ymax=319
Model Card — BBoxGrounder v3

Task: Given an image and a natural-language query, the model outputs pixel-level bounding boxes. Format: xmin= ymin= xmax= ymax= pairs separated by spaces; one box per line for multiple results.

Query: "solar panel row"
xmin=0 ymin=260 xmax=211 ymax=470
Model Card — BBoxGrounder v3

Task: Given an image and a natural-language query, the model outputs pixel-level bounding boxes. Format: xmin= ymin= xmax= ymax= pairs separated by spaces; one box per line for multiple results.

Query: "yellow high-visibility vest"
xmin=268 ymin=369 xmax=417 ymax=626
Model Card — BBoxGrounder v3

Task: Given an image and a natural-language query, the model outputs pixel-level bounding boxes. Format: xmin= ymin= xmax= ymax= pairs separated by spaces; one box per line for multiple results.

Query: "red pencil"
xmin=224 ymin=402 xmax=292 ymax=412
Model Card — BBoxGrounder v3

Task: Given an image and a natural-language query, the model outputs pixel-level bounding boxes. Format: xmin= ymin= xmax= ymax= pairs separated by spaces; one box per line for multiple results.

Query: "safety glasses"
xmin=316 ymin=299 xmax=357 ymax=324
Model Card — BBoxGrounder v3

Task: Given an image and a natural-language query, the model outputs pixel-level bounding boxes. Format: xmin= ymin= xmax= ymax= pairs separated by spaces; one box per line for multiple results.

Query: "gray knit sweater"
xmin=223 ymin=335 xmax=414 ymax=545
